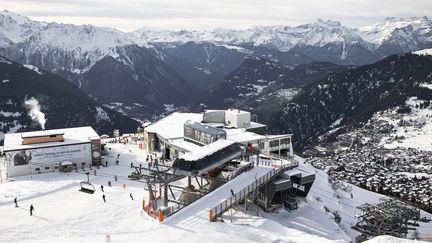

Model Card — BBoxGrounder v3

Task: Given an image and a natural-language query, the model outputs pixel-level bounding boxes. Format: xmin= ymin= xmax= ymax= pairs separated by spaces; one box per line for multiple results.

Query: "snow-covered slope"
xmin=1 ymin=16 xmax=196 ymax=120
xmin=360 ymin=17 xmax=432 ymax=46
xmin=295 ymin=19 xmax=365 ymax=48
xmin=7 ymin=23 xmax=135 ymax=75
xmin=413 ymin=48 xmax=432 ymax=56
xmin=130 ymin=19 xmax=365 ymax=52
xmin=0 ymin=10 xmax=44 ymax=46
xmin=1 ymin=143 xmax=429 ymax=242
xmin=1 ymin=10 xmax=432 ymax=64
xmin=129 ymin=17 xmax=432 ymax=57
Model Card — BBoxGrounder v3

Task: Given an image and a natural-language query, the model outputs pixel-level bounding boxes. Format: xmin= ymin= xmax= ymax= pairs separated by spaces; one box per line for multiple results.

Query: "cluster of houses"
xmin=308 ymin=147 xmax=431 ymax=210
xmin=305 ymin=114 xmax=432 ymax=211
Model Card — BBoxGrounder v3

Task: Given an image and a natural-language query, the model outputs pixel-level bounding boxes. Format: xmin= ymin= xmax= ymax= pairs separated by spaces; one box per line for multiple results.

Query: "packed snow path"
xmin=164 ymin=166 xmax=273 ymax=228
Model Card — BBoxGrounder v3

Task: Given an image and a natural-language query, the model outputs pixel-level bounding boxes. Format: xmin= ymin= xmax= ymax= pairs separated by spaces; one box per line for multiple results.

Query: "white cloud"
xmin=1 ymin=0 xmax=431 ymax=31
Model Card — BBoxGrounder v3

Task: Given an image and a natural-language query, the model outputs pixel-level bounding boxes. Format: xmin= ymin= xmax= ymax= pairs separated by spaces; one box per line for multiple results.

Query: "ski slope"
xmin=0 ymin=142 xmax=429 ymax=242
xmin=165 ymin=165 xmax=273 ymax=227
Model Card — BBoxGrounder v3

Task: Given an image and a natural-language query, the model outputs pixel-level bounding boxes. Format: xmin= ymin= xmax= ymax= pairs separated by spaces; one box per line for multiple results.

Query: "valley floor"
xmin=0 ymin=143 xmax=430 ymax=243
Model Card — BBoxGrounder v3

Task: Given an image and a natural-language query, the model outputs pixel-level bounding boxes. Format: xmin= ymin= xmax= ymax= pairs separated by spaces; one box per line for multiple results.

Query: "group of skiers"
xmin=13 ymin=179 xmax=136 ymax=216
xmin=13 ymin=198 xmax=34 ymax=216
xmin=13 ymin=150 xmax=149 ymax=216
xmin=101 ymin=180 xmax=134 ymax=203
xmin=146 ymin=154 xmax=165 ymax=169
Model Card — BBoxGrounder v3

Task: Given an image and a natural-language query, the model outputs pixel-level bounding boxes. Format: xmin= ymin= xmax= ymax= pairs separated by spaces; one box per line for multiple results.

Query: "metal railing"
xmin=227 ymin=161 xmax=254 ymax=180
xmin=164 ymin=162 xmax=255 ymax=219
xmin=209 ymin=162 xmax=295 ymax=221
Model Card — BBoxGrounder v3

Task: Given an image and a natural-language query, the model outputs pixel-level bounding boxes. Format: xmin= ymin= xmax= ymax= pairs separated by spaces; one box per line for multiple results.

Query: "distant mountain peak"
xmin=315 ymin=18 xmax=342 ymax=27
xmin=0 ymin=10 xmax=44 ymax=43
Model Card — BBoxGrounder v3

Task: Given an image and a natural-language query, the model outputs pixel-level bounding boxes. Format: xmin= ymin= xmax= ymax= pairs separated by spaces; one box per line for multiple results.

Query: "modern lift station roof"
xmin=172 ymin=140 xmax=242 ymax=176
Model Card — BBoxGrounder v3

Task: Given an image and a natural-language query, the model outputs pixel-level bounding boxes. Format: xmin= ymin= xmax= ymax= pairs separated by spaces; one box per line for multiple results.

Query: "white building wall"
xmin=203 ymin=110 xmax=225 ymax=123
xmin=225 ymin=110 xmax=251 ymax=128
xmin=5 ymin=143 xmax=92 ymax=177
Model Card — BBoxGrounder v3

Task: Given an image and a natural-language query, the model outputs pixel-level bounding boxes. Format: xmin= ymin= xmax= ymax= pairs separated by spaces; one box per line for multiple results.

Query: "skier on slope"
xmin=101 ymin=185 xmax=104 ymax=192
xmin=102 ymin=194 xmax=106 ymax=202
xmin=29 ymin=204 xmax=34 ymax=216
xmin=130 ymin=193 xmax=134 ymax=200
xmin=14 ymin=198 xmax=18 ymax=208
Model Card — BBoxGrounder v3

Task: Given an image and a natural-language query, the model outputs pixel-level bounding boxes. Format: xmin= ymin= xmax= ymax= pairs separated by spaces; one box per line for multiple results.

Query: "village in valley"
xmin=305 ymin=103 xmax=432 ymax=213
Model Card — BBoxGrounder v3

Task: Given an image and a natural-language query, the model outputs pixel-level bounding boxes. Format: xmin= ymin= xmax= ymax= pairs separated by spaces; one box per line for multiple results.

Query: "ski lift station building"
xmin=143 ymin=109 xmax=293 ymax=161
xmin=1 ymin=126 xmax=102 ymax=178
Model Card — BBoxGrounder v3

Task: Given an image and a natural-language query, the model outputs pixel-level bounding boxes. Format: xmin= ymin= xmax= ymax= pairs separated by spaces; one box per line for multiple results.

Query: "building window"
xmin=35 ymin=168 xmax=40 ymax=171
xmin=280 ymin=138 xmax=290 ymax=146
xmin=45 ymin=167 xmax=50 ymax=170
xmin=270 ymin=140 xmax=279 ymax=148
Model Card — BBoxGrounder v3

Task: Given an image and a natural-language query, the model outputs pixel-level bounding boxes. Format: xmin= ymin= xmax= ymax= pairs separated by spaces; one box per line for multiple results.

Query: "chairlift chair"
xmin=79 ymin=172 xmax=96 ymax=194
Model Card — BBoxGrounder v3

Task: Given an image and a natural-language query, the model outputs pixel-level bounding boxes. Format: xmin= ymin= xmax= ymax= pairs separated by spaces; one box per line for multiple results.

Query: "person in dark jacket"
xmin=130 ymin=193 xmax=134 ymax=200
xmin=14 ymin=198 xmax=18 ymax=208
xmin=101 ymin=185 xmax=104 ymax=192
xmin=30 ymin=204 xmax=34 ymax=216
xmin=102 ymin=194 xmax=106 ymax=202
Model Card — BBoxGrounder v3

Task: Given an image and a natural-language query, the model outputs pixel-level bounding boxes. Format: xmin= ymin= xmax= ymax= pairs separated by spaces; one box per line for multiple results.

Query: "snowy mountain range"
xmin=0 ymin=55 xmax=139 ymax=143
xmin=131 ymin=17 xmax=432 ymax=54
xmin=1 ymin=10 xmax=431 ymax=68
xmin=1 ymin=10 xmax=432 ymax=120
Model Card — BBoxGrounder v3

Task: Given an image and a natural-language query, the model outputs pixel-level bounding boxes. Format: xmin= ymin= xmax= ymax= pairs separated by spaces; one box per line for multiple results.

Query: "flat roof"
xmin=3 ymin=126 xmax=99 ymax=151
xmin=145 ymin=112 xmax=203 ymax=140
xmin=266 ymin=134 xmax=293 ymax=139
xmin=225 ymin=109 xmax=250 ymax=114
xmin=179 ymin=139 xmax=235 ymax=161
xmin=145 ymin=111 xmax=268 ymax=144
xmin=21 ymin=130 xmax=64 ymax=138
xmin=225 ymin=129 xmax=266 ymax=143
xmin=284 ymin=166 xmax=315 ymax=177
xmin=167 ymin=138 xmax=202 ymax=152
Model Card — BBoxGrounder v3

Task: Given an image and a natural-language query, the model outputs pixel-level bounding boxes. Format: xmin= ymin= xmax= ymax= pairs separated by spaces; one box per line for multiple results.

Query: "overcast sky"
xmin=1 ymin=0 xmax=431 ymax=31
